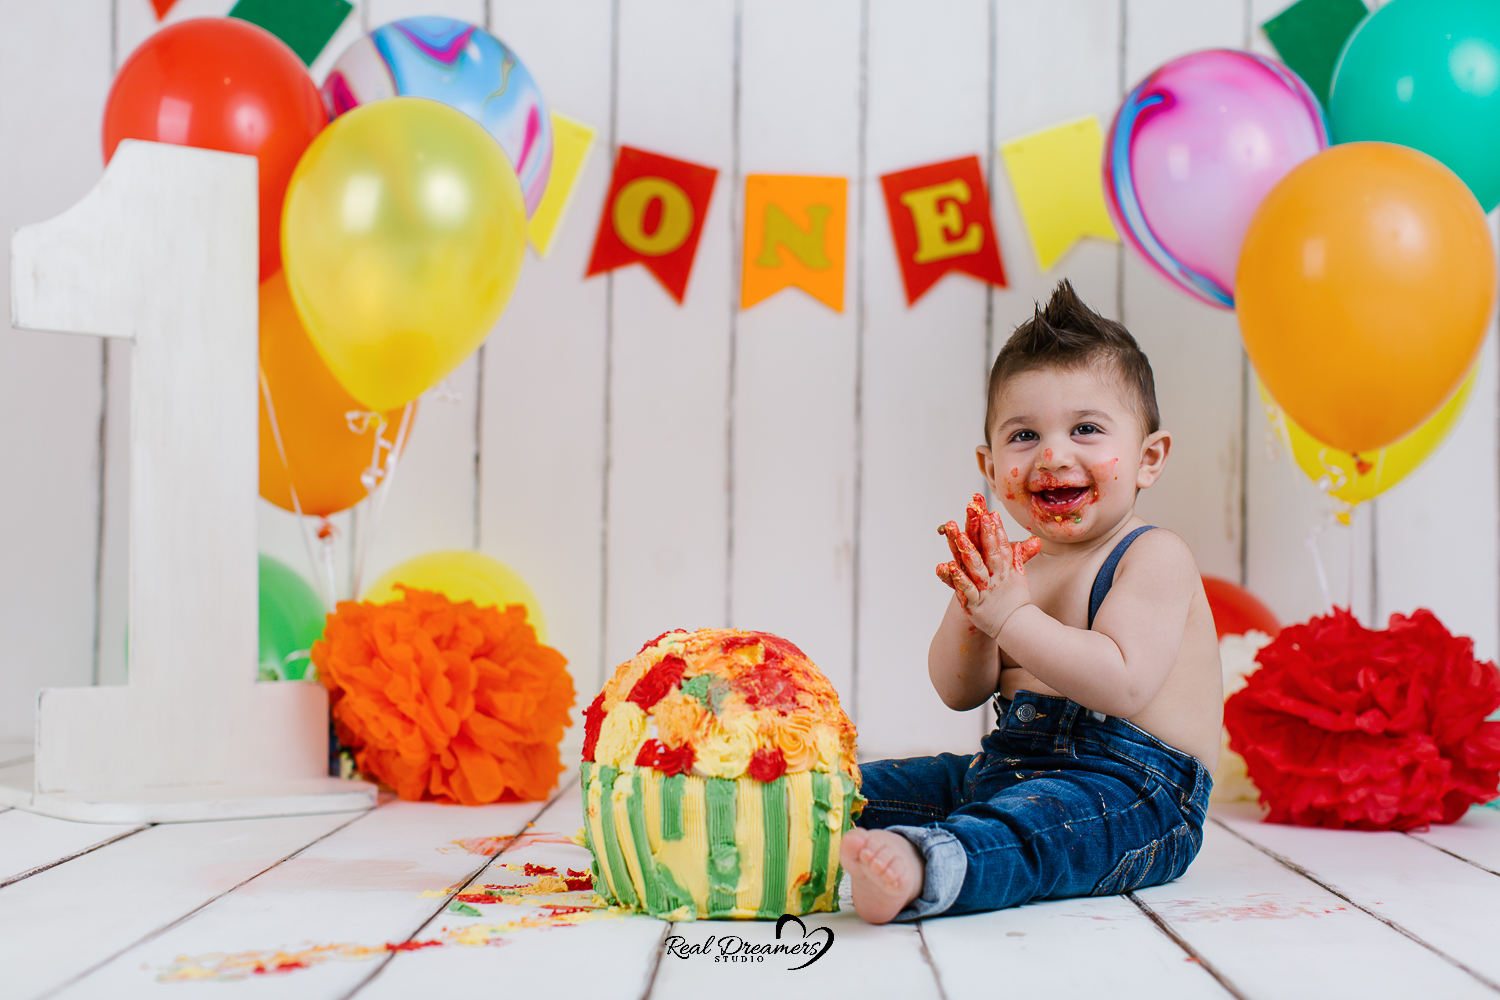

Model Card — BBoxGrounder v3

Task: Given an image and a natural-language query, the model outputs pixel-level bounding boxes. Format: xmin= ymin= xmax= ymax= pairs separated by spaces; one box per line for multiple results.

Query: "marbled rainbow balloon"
xmin=322 ymin=16 xmax=553 ymax=216
xmin=579 ymin=628 xmax=862 ymax=920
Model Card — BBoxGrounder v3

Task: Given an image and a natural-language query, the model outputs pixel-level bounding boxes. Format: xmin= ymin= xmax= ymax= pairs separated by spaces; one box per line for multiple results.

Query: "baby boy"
xmin=839 ymin=279 xmax=1222 ymax=923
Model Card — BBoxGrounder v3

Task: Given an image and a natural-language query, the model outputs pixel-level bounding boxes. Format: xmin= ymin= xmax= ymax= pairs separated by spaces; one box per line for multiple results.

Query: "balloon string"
xmin=351 ymin=400 xmax=415 ymax=598
xmin=260 ymin=364 xmax=335 ymax=611
xmin=1306 ymin=520 xmax=1332 ymax=614
xmin=317 ymin=516 xmax=339 ymax=616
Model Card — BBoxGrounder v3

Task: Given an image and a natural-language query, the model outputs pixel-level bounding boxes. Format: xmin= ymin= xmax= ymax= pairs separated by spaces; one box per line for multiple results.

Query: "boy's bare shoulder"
xmin=1112 ymin=527 xmax=1199 ymax=592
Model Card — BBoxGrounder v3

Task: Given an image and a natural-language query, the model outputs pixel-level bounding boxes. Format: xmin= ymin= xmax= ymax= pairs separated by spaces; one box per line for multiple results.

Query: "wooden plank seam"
xmin=0 ymin=824 xmax=147 ymax=890
xmin=1126 ymin=891 xmax=1249 ymax=1000
xmin=1404 ymin=832 xmax=1500 ymax=880
xmin=349 ymin=775 xmax=584 ymax=996
xmin=914 ymin=921 xmax=953 ymax=1000
xmin=1211 ymin=817 xmax=1500 ymax=995
xmin=39 ymin=806 xmax=372 ymax=999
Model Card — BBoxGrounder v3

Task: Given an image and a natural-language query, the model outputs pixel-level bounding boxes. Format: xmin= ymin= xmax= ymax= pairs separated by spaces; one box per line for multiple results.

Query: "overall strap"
xmin=1087 ymin=526 xmax=1156 ymax=629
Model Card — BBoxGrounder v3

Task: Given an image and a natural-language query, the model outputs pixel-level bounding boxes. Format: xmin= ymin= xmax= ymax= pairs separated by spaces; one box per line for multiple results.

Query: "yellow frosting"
xmin=692 ymin=713 xmax=758 ymax=778
xmin=782 ymin=771 xmax=815 ymax=912
xmin=594 ymin=700 xmax=647 ymax=768
xmin=733 ymin=775 xmax=764 ymax=916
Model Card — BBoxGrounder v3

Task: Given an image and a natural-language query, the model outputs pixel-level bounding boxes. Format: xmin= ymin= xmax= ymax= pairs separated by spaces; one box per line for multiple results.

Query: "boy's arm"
xmin=996 ymin=531 xmax=1196 ymax=717
xmin=928 ymin=594 xmax=1002 ymax=711
xmin=928 ymin=495 xmax=1039 ymax=711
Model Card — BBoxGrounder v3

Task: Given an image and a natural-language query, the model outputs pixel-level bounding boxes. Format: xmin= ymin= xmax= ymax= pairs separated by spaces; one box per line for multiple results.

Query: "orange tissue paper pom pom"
xmin=312 ymin=586 xmax=574 ymax=805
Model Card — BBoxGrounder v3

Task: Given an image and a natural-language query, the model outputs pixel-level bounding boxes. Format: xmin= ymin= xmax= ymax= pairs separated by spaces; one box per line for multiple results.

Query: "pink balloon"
xmin=1104 ymin=50 xmax=1327 ymax=309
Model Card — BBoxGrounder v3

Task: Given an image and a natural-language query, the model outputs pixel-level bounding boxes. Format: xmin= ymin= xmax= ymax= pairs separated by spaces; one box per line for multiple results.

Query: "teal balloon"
xmin=1330 ymin=0 xmax=1500 ymax=210
xmin=259 ymin=554 xmax=326 ymax=681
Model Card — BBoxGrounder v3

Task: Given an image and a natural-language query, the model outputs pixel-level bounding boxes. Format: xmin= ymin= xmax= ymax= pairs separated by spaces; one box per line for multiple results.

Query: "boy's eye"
xmin=1009 ymin=429 xmax=1038 ymax=443
xmin=1073 ymin=423 xmax=1100 ymax=436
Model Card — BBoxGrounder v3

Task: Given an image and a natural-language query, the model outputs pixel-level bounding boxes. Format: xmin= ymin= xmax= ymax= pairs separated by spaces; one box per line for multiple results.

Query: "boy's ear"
xmin=976 ymin=445 xmax=995 ymax=486
xmin=1136 ymin=430 xmax=1171 ymax=489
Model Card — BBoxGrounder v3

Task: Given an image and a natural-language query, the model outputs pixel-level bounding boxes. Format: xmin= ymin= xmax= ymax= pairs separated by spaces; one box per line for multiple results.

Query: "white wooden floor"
xmin=4 ymin=758 xmax=1498 ymax=1000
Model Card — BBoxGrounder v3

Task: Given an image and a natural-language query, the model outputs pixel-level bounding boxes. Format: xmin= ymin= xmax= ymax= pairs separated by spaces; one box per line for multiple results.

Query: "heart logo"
xmin=775 ymin=913 xmax=835 ymax=971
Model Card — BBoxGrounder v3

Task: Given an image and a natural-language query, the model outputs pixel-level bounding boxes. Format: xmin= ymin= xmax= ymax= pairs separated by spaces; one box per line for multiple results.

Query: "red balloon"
xmin=103 ymin=18 xmax=326 ymax=280
xmin=1202 ymin=576 xmax=1281 ymax=639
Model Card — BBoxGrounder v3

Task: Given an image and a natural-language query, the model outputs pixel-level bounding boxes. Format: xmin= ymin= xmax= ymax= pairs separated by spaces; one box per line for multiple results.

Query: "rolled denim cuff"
xmin=884 ymin=825 xmax=966 ymax=921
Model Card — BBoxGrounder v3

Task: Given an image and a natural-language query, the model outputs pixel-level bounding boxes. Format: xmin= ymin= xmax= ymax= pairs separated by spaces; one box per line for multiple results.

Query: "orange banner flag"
xmin=740 ymin=174 xmax=847 ymax=312
xmin=880 ymin=155 xmax=1007 ymax=306
xmin=586 ymin=146 xmax=719 ymax=304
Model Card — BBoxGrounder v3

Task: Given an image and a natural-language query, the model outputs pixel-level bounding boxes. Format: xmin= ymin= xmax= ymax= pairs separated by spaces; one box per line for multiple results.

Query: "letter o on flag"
xmin=612 ymin=177 xmax=694 ymax=256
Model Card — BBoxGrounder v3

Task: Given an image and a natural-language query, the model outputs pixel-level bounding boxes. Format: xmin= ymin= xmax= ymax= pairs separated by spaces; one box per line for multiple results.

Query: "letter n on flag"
xmin=741 ymin=175 xmax=847 ymax=312
xmin=586 ymin=145 xmax=718 ymax=303
xmin=879 ymin=155 xmax=1006 ymax=306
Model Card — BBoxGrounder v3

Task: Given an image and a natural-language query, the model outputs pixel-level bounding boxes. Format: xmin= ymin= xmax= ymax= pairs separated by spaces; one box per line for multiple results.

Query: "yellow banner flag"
xmin=740 ymin=174 xmax=847 ymax=312
xmin=528 ymin=111 xmax=598 ymax=257
xmin=1000 ymin=116 xmax=1119 ymax=271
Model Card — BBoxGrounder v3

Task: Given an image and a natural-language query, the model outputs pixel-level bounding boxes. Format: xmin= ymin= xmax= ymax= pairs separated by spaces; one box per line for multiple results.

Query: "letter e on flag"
xmin=586 ymin=146 xmax=718 ymax=303
xmin=741 ymin=174 xmax=847 ymax=312
xmin=880 ymin=155 xmax=1006 ymax=306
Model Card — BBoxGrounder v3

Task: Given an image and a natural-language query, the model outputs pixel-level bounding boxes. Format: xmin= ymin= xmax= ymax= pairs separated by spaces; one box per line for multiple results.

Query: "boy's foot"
xmin=839 ymin=828 xmax=925 ymax=924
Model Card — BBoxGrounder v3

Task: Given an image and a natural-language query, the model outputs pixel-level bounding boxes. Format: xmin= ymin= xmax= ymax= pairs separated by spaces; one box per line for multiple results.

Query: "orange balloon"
xmin=1236 ymin=142 xmax=1495 ymax=453
xmin=259 ymin=272 xmax=414 ymax=517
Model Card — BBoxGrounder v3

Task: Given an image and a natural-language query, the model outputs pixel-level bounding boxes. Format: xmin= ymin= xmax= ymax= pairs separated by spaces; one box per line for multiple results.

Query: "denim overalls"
xmin=855 ymin=527 xmax=1213 ymax=920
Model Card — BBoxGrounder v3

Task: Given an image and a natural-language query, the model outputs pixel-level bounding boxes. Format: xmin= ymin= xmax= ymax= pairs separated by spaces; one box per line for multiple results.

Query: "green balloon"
xmin=259 ymin=554 xmax=326 ymax=681
xmin=1330 ymin=0 xmax=1500 ymax=211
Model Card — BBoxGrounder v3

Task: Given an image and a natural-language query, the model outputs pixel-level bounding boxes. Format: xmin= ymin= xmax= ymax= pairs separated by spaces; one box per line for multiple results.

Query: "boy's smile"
xmin=978 ymin=366 xmax=1169 ymax=551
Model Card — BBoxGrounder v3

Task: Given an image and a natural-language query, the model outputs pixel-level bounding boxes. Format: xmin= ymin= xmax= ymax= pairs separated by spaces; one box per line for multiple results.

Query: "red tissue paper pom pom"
xmin=312 ymin=587 xmax=575 ymax=806
xmin=1224 ymin=607 xmax=1500 ymax=830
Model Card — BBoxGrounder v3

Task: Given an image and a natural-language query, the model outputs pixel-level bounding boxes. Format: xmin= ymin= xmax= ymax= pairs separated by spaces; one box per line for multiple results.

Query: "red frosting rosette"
xmin=1224 ymin=607 xmax=1500 ymax=830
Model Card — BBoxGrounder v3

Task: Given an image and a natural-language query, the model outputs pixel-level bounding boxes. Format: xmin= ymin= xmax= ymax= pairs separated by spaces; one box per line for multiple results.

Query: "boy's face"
xmin=977 ymin=364 xmax=1171 ymax=547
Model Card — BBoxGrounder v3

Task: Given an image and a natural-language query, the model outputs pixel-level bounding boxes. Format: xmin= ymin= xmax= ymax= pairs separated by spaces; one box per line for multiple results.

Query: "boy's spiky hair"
xmin=984 ymin=279 xmax=1159 ymax=443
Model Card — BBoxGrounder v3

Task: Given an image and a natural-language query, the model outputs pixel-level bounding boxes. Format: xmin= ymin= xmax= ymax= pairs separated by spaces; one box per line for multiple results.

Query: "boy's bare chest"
xmin=1019 ymin=555 xmax=1107 ymax=631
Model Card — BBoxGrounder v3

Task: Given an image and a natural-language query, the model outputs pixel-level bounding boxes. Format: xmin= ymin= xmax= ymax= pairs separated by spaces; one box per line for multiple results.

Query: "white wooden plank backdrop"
xmin=2 ymin=0 xmax=1497 ymax=764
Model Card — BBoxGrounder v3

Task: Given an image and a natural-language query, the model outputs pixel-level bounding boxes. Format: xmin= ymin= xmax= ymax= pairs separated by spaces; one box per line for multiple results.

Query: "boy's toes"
xmin=839 ymin=828 xmax=925 ymax=925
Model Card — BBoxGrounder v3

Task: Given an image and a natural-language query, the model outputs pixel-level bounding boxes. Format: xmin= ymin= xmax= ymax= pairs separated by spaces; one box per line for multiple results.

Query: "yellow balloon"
xmin=282 ymin=97 xmax=527 ymax=412
xmin=363 ymin=550 xmax=546 ymax=641
xmin=1262 ymin=363 xmax=1478 ymax=506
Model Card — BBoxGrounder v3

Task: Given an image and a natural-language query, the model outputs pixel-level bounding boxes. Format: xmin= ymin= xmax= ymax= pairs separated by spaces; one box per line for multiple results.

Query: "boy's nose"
xmin=1035 ymin=444 xmax=1073 ymax=470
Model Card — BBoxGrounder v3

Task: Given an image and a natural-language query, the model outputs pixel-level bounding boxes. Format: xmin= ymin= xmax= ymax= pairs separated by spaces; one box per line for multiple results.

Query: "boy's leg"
xmin=881 ymin=766 xmax=1201 ymax=920
xmin=855 ymin=752 xmax=978 ymax=829
xmin=845 ymin=752 xmax=978 ymax=923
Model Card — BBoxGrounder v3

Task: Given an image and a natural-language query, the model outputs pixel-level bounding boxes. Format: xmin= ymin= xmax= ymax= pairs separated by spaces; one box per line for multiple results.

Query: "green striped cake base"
xmin=579 ymin=760 xmax=861 ymax=920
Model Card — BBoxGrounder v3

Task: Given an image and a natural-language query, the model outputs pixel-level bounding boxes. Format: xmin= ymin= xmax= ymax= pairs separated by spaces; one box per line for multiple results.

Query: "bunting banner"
xmin=228 ymin=0 xmax=353 ymax=65
xmin=585 ymin=146 xmax=718 ymax=303
xmin=741 ymin=174 xmax=847 ymax=312
xmin=880 ymin=155 xmax=1007 ymax=306
xmin=151 ymin=0 xmax=181 ymax=18
xmin=1000 ymin=116 xmax=1119 ymax=272
xmin=528 ymin=111 xmax=597 ymax=257
xmin=1261 ymin=0 xmax=1369 ymax=108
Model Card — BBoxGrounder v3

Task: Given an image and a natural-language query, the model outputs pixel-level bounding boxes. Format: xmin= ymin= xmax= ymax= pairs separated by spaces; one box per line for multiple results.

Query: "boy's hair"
xmin=985 ymin=279 xmax=1159 ymax=443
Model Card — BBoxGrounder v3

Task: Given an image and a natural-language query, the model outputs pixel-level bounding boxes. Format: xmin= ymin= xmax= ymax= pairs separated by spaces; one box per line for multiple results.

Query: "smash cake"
xmin=578 ymin=628 xmax=862 ymax=920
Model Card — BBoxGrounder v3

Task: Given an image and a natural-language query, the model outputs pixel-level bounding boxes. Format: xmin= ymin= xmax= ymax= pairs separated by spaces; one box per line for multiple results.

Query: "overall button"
xmin=1015 ymin=703 xmax=1037 ymax=723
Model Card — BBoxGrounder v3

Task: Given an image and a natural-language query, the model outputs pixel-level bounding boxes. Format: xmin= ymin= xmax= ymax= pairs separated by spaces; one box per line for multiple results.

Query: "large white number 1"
xmin=0 ymin=141 xmax=373 ymax=822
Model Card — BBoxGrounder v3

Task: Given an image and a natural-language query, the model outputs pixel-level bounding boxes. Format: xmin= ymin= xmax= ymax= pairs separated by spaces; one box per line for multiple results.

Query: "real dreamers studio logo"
xmin=662 ymin=914 xmax=834 ymax=970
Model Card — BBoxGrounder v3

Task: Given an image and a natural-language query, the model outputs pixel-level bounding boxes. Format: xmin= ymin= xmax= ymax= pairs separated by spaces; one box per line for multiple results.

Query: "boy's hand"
xmin=935 ymin=493 xmax=1041 ymax=638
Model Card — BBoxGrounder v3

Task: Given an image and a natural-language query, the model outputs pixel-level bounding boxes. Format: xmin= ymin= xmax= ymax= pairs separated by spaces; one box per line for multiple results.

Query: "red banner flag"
xmin=586 ymin=145 xmax=719 ymax=304
xmin=880 ymin=155 xmax=1007 ymax=306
